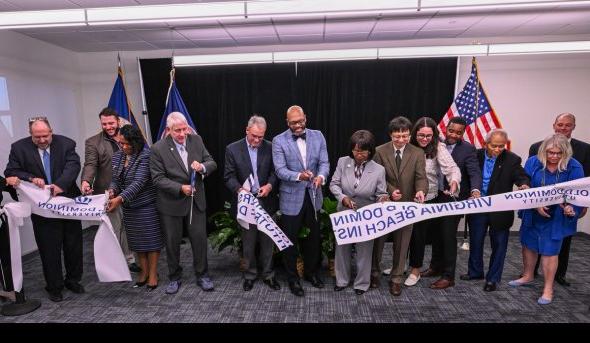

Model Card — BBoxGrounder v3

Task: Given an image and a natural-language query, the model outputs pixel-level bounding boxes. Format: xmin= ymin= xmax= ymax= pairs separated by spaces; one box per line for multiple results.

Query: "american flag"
xmin=438 ymin=58 xmax=502 ymax=149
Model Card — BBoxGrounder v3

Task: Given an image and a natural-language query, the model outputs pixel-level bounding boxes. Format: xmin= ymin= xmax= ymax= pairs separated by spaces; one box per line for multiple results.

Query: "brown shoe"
xmin=389 ymin=282 xmax=402 ymax=296
xmin=370 ymin=275 xmax=380 ymax=289
xmin=430 ymin=278 xmax=455 ymax=290
xmin=420 ymin=268 xmax=442 ymax=278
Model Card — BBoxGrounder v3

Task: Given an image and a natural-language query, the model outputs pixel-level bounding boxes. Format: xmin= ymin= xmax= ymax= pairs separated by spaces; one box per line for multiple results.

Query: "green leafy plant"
xmin=208 ymin=202 xmax=242 ymax=253
xmin=319 ymin=197 xmax=338 ymax=259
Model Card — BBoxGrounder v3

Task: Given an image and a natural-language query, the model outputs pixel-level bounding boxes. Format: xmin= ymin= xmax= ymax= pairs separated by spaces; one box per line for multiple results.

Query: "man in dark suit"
xmin=529 ymin=112 xmax=590 ymax=286
xmin=272 ymin=105 xmax=330 ymax=297
xmin=422 ymin=116 xmax=482 ymax=289
xmin=80 ymin=107 xmax=137 ymax=273
xmin=4 ymin=117 xmax=83 ymax=302
xmin=150 ymin=112 xmax=217 ymax=294
xmin=371 ymin=116 xmax=428 ymax=296
xmin=460 ymin=129 xmax=530 ymax=291
xmin=224 ymin=115 xmax=280 ymax=292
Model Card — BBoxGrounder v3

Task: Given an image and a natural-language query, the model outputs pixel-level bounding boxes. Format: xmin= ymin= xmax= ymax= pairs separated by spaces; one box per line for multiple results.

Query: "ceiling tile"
xmin=462 ymin=12 xmax=538 ymax=36
xmin=136 ymin=0 xmax=197 ymax=4
xmin=414 ymin=29 xmax=464 ymax=38
xmin=129 ymin=29 xmax=185 ymax=41
xmin=69 ymin=0 xmax=138 ymax=7
xmin=99 ymin=41 xmax=157 ymax=50
xmin=553 ymin=23 xmax=590 ymax=35
xmin=507 ymin=24 xmax=568 ymax=36
xmin=324 ymin=33 xmax=369 ymax=42
xmin=176 ymin=26 xmax=230 ymax=40
xmin=274 ymin=20 xmax=324 ymax=36
xmin=372 ymin=16 xmax=430 ymax=32
xmin=3 ymin=0 xmax=76 ymax=10
xmin=0 ymin=0 xmax=19 ymax=11
xmin=234 ymin=35 xmax=280 ymax=45
xmin=78 ymin=29 xmax=144 ymax=42
xmin=325 ymin=19 xmax=375 ymax=34
xmin=369 ymin=31 xmax=416 ymax=40
xmin=280 ymin=34 xmax=324 ymax=44
xmin=149 ymin=40 xmax=197 ymax=49
xmin=224 ymin=24 xmax=276 ymax=38
xmin=190 ymin=39 xmax=236 ymax=48
xmin=26 ymin=31 xmax=101 ymax=44
xmin=527 ymin=9 xmax=590 ymax=26
xmin=422 ymin=14 xmax=485 ymax=31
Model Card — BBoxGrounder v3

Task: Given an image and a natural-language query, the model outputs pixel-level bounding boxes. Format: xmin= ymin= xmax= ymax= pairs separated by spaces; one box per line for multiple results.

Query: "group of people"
xmin=2 ymin=105 xmax=588 ymax=306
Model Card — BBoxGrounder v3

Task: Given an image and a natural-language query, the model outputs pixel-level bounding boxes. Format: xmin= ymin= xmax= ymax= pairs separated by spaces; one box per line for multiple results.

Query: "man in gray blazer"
xmin=224 ymin=115 xmax=280 ymax=292
xmin=150 ymin=112 xmax=217 ymax=294
xmin=371 ymin=116 xmax=428 ymax=297
xmin=80 ymin=107 xmax=136 ymax=272
xmin=272 ymin=105 xmax=330 ymax=296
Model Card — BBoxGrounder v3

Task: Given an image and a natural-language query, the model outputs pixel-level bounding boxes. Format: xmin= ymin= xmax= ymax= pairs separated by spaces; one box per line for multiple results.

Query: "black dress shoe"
xmin=354 ymin=289 xmax=365 ymax=295
xmin=263 ymin=278 xmax=281 ymax=290
xmin=334 ymin=285 xmax=346 ymax=292
xmin=555 ymin=275 xmax=571 ymax=287
xmin=483 ymin=282 xmax=497 ymax=292
xmin=288 ymin=280 xmax=304 ymax=297
xmin=133 ymin=278 xmax=148 ymax=288
xmin=128 ymin=263 xmax=142 ymax=273
xmin=243 ymin=279 xmax=255 ymax=291
xmin=48 ymin=291 xmax=63 ymax=302
xmin=146 ymin=283 xmax=159 ymax=292
xmin=303 ymin=275 xmax=325 ymax=289
xmin=460 ymin=274 xmax=484 ymax=281
xmin=65 ymin=282 xmax=85 ymax=294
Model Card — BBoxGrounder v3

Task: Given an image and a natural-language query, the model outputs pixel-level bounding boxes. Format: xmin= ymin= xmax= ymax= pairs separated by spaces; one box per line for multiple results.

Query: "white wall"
xmin=0 ymin=30 xmax=85 ymax=254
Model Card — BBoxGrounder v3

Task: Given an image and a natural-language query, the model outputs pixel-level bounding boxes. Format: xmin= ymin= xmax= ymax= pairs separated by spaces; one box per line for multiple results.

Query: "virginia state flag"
xmin=108 ymin=65 xmax=148 ymax=142
xmin=156 ymin=68 xmax=197 ymax=140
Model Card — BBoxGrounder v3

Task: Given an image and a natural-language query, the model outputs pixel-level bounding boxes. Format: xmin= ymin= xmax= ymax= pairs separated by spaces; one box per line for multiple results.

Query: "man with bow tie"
xmin=272 ymin=105 xmax=330 ymax=296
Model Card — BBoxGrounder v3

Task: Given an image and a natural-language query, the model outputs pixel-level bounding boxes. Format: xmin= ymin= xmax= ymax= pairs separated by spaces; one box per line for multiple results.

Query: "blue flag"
xmin=157 ymin=69 xmax=197 ymax=140
xmin=108 ymin=66 xmax=147 ymax=142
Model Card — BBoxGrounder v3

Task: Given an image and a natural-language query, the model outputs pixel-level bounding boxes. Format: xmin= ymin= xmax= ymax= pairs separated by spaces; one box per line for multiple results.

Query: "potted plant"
xmin=208 ymin=202 xmax=245 ymax=271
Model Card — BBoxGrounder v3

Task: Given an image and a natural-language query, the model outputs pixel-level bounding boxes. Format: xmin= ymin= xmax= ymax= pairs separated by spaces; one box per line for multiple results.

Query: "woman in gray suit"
xmin=329 ymin=130 xmax=389 ymax=295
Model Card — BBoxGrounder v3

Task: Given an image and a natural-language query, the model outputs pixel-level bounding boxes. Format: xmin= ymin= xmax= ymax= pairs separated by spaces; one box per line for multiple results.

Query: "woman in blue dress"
xmin=107 ymin=125 xmax=163 ymax=291
xmin=509 ymin=134 xmax=584 ymax=305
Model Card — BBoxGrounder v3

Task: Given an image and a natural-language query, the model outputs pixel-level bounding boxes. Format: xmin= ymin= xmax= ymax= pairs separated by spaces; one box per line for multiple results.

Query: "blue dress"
xmin=519 ymin=156 xmax=584 ymax=256
xmin=111 ymin=148 xmax=164 ymax=252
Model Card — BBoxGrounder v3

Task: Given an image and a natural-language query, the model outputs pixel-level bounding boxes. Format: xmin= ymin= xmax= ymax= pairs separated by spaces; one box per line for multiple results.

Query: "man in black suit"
xmin=529 ymin=112 xmax=590 ymax=286
xmin=224 ymin=115 xmax=280 ymax=292
xmin=460 ymin=129 xmax=530 ymax=291
xmin=424 ymin=116 xmax=482 ymax=289
xmin=4 ymin=117 xmax=83 ymax=302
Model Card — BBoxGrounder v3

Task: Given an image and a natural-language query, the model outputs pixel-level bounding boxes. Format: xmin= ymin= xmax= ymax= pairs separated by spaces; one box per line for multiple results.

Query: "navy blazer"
xmin=4 ymin=134 xmax=81 ymax=198
xmin=224 ymin=138 xmax=278 ymax=216
xmin=110 ymin=147 xmax=157 ymax=209
xmin=529 ymin=138 xmax=590 ymax=177
xmin=477 ymin=149 xmax=530 ymax=230
xmin=444 ymin=140 xmax=482 ymax=200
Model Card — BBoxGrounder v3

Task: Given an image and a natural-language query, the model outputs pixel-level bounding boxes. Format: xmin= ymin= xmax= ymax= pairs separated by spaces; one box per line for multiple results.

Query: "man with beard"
xmin=80 ymin=107 xmax=137 ymax=272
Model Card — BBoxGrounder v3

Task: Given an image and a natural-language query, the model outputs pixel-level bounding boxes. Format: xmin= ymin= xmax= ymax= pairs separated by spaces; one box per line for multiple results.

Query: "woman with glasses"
xmin=404 ymin=117 xmax=461 ymax=287
xmin=329 ymin=130 xmax=389 ymax=295
xmin=510 ymin=134 xmax=584 ymax=305
xmin=107 ymin=125 xmax=163 ymax=291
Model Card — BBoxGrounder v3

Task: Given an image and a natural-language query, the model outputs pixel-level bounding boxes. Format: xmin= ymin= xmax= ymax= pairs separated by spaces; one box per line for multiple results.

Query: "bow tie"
xmin=292 ymin=132 xmax=306 ymax=140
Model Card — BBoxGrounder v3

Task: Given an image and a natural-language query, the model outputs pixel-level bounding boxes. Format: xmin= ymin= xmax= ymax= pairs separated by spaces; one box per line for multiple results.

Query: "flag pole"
xmin=137 ymin=57 xmax=152 ymax=146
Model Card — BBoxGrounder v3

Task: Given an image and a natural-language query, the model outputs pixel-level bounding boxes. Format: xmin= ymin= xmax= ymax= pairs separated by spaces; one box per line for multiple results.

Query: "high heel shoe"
xmin=133 ymin=278 xmax=148 ymax=288
xmin=146 ymin=283 xmax=158 ymax=292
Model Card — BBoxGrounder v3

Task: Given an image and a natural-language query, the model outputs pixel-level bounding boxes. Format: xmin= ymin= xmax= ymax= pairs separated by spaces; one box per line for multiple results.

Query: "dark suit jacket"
xmin=0 ymin=176 xmax=18 ymax=203
xmin=150 ymin=134 xmax=217 ymax=216
xmin=81 ymin=131 xmax=119 ymax=195
xmin=445 ymin=140 xmax=482 ymax=200
xmin=4 ymin=134 xmax=81 ymax=198
xmin=110 ymin=147 xmax=157 ymax=209
xmin=477 ymin=149 xmax=530 ymax=230
xmin=223 ymin=138 xmax=278 ymax=217
xmin=373 ymin=142 xmax=428 ymax=201
xmin=529 ymin=138 xmax=590 ymax=177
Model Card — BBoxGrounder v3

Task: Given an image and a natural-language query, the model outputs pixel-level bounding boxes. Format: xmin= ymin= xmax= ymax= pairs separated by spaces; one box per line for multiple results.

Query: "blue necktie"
xmin=42 ymin=149 xmax=52 ymax=184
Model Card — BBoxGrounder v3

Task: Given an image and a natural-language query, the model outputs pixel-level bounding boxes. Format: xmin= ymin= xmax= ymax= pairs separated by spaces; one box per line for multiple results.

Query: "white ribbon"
xmin=1 ymin=182 xmax=131 ymax=291
xmin=330 ymin=177 xmax=590 ymax=245
xmin=236 ymin=175 xmax=293 ymax=251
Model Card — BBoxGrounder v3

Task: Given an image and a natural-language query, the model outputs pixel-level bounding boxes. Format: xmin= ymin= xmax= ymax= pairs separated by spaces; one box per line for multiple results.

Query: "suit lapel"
xmin=382 ymin=143 xmax=399 ymax=180
xmin=357 ymin=160 xmax=374 ymax=194
xmin=344 ymin=158 xmax=356 ymax=193
xmin=287 ymin=132 xmax=305 ymax=169
xmin=239 ymin=139 xmax=255 ymax=178
xmin=31 ymin=144 xmax=45 ymax=178
xmin=167 ymin=136 xmax=189 ymax=175
xmin=398 ymin=146 xmax=412 ymax=176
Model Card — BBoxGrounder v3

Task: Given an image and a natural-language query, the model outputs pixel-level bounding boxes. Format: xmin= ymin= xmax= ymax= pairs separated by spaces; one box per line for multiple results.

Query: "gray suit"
xmin=150 ymin=134 xmax=217 ymax=280
xmin=224 ymin=138 xmax=278 ymax=281
xmin=81 ymin=131 xmax=131 ymax=261
xmin=330 ymin=157 xmax=387 ymax=291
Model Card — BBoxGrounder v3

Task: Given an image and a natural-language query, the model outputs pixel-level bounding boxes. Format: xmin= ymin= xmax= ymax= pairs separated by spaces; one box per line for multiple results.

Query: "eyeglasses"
xmin=546 ymin=151 xmax=563 ymax=156
xmin=416 ymin=134 xmax=434 ymax=139
xmin=287 ymin=118 xmax=306 ymax=127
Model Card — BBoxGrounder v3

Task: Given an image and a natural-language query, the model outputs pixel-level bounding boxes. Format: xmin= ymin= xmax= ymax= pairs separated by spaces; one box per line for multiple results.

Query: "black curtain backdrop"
xmin=140 ymin=57 xmax=457 ymax=221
